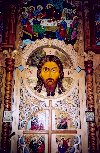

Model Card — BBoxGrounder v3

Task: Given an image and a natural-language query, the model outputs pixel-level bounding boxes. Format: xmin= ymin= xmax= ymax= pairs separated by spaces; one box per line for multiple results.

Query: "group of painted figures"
xmin=21 ymin=2 xmax=79 ymax=47
xmin=19 ymin=136 xmax=45 ymax=153
xmin=19 ymin=135 xmax=81 ymax=153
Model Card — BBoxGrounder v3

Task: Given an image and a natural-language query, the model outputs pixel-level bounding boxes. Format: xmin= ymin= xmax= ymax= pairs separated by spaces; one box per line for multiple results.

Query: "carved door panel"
xmin=11 ymin=39 xmax=88 ymax=153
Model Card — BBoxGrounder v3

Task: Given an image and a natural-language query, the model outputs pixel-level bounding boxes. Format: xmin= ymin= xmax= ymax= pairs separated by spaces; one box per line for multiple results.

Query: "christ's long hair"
xmin=34 ymin=55 xmax=65 ymax=96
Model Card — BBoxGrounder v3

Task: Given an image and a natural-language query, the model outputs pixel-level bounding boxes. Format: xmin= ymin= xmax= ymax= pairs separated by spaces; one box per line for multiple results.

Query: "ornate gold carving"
xmin=86 ymin=76 xmax=94 ymax=110
xmin=3 ymin=48 xmax=18 ymax=59
xmin=0 ymin=67 xmax=4 ymax=108
xmin=95 ymin=65 xmax=100 ymax=151
xmin=1 ymin=48 xmax=17 ymax=153
xmin=89 ymin=122 xmax=97 ymax=152
xmin=84 ymin=51 xmax=95 ymax=61
xmin=3 ymin=48 xmax=21 ymax=67
xmin=96 ymin=95 xmax=100 ymax=105
xmin=85 ymin=60 xmax=97 ymax=152
xmin=76 ymin=6 xmax=84 ymax=56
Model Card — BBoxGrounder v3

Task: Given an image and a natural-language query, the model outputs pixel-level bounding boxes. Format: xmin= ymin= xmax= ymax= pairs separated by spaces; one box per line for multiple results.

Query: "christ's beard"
xmin=44 ymin=78 xmax=57 ymax=92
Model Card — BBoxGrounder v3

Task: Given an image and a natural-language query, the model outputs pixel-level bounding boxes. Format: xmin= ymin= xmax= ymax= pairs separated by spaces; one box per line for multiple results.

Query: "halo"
xmin=37 ymin=5 xmax=43 ymax=11
xmin=46 ymin=4 xmax=54 ymax=9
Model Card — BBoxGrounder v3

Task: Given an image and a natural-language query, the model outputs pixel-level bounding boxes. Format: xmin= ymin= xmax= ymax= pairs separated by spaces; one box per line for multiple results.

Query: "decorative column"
xmin=95 ymin=65 xmax=100 ymax=151
xmin=1 ymin=52 xmax=15 ymax=153
xmin=85 ymin=60 xmax=97 ymax=153
xmin=1 ymin=2 xmax=18 ymax=153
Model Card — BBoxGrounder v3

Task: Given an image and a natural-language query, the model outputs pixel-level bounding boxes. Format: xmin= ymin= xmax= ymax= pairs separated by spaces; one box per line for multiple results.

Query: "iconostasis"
xmin=10 ymin=0 xmax=88 ymax=153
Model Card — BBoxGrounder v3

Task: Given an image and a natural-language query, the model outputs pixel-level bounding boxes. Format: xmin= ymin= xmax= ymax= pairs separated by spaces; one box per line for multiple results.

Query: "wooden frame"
xmin=85 ymin=111 xmax=95 ymax=122
xmin=3 ymin=111 xmax=13 ymax=122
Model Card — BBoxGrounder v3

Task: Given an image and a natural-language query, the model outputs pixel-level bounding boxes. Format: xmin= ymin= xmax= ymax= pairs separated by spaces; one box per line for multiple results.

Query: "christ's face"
xmin=40 ymin=61 xmax=60 ymax=91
